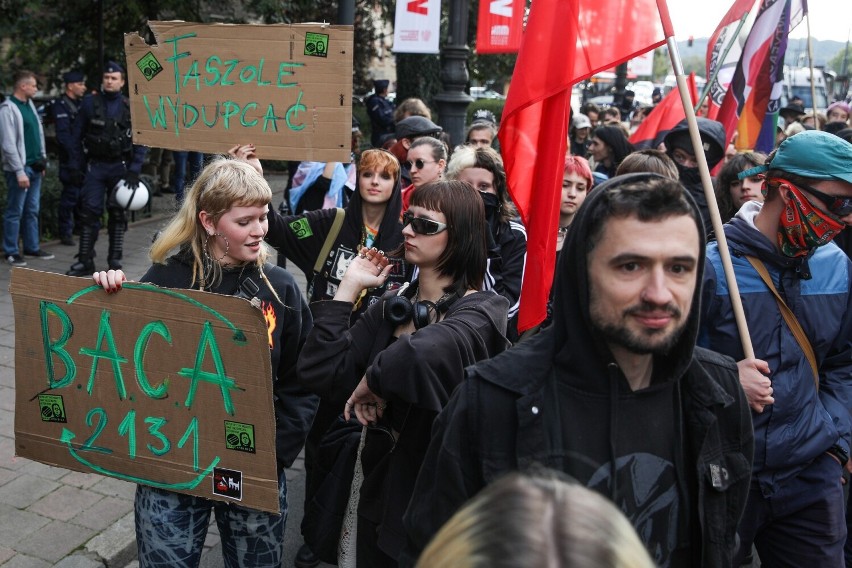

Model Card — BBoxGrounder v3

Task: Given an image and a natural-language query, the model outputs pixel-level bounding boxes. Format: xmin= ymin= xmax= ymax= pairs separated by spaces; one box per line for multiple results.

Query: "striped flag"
xmin=716 ymin=0 xmax=807 ymax=152
xmin=704 ymin=0 xmax=756 ymax=119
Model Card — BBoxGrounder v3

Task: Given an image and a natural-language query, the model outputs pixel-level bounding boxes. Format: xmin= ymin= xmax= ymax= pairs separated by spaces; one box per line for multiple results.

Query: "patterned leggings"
xmin=134 ymin=470 xmax=288 ymax=568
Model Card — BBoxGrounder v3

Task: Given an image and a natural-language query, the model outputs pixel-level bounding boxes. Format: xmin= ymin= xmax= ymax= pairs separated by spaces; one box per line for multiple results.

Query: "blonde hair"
xmin=446 ymin=144 xmax=517 ymax=222
xmin=416 ymin=471 xmax=655 ymax=568
xmin=150 ymin=157 xmax=276 ymax=293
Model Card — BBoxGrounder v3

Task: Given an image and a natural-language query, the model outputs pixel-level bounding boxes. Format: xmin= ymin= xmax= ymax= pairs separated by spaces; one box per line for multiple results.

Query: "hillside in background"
xmin=675 ymin=37 xmax=847 ymax=69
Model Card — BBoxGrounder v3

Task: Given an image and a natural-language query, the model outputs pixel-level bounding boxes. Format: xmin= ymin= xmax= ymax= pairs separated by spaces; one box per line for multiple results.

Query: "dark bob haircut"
xmin=409 ymin=180 xmax=487 ymax=296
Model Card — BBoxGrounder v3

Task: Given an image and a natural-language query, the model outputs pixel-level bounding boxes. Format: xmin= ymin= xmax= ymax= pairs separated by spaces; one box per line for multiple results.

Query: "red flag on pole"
xmin=499 ymin=0 xmax=671 ymax=331
xmin=475 ymin=0 xmax=524 ymax=53
xmin=704 ymin=0 xmax=756 ymax=119
xmin=630 ymin=73 xmax=698 ymax=150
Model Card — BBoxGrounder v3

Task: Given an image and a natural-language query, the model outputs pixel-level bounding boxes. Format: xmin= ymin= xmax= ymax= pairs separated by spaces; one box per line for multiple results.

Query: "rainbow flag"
xmin=716 ymin=0 xmax=806 ymax=153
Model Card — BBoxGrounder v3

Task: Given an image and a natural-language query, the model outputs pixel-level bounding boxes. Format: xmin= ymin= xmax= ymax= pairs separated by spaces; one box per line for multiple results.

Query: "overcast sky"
xmin=667 ymin=0 xmax=850 ymax=43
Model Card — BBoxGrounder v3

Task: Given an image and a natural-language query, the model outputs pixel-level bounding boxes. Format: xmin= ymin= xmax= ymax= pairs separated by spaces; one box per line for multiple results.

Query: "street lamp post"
xmin=435 ymin=0 xmax=473 ymax=147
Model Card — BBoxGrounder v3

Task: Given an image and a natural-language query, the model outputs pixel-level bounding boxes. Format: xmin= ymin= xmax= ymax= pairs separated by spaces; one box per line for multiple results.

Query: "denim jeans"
xmin=3 ymin=167 xmax=42 ymax=255
xmin=135 ymin=469 xmax=288 ymax=568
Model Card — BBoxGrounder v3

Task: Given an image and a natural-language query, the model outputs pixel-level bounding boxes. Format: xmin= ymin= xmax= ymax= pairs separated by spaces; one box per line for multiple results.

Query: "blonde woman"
xmin=416 ymin=471 xmax=656 ymax=568
xmin=92 ymin=157 xmax=316 ymax=568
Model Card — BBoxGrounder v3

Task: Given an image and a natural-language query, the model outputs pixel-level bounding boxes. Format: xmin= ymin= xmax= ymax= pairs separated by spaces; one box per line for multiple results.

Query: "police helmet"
xmin=113 ymin=178 xmax=150 ymax=211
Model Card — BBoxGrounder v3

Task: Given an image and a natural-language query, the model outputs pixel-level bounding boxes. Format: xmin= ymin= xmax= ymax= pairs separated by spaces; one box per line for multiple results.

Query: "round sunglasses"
xmin=406 ymin=158 xmax=436 ymax=170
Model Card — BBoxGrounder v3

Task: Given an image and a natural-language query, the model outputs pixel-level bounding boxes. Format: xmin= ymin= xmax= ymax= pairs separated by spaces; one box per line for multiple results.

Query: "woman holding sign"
xmin=93 ymin=157 xmax=317 ymax=568
xmin=297 ymin=180 xmax=511 ymax=566
xmin=257 ymin=146 xmax=410 ymax=567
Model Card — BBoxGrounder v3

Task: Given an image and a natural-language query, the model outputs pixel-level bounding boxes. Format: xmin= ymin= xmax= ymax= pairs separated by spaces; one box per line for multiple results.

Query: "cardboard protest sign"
xmin=125 ymin=21 xmax=354 ymax=162
xmin=12 ymin=269 xmax=281 ymax=513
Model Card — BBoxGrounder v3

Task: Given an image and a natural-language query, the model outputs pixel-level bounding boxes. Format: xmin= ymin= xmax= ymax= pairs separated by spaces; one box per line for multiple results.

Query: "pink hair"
xmin=564 ymin=155 xmax=594 ymax=189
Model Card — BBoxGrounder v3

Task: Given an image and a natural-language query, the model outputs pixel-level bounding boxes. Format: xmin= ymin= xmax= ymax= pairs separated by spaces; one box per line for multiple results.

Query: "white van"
xmin=781 ymin=66 xmax=832 ymax=112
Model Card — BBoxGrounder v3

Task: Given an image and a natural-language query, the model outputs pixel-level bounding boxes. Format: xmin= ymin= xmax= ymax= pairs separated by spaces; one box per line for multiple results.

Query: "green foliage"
xmin=38 ymin=162 xmax=63 ymax=241
xmin=0 ymin=0 xmax=209 ymax=91
xmin=466 ymin=98 xmax=503 ymax=123
xmin=395 ymin=53 xmax=442 ymax=108
xmin=353 ymin=102 xmax=371 ymax=147
xmin=828 ymin=45 xmax=852 ymax=76
xmin=680 ymin=55 xmax=705 ymax=77
xmin=0 ymin=0 xmax=384 ymax=93
xmin=466 ymin=0 xmax=517 ymax=90
xmin=653 ymin=48 xmax=673 ymax=82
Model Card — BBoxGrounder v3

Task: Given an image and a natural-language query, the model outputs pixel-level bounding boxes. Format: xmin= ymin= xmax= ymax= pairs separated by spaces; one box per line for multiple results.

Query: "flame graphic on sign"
xmin=262 ymin=302 xmax=276 ymax=348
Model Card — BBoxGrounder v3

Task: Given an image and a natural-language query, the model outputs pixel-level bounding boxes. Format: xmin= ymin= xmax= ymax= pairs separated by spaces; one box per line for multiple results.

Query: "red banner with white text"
xmin=476 ymin=0 xmax=524 ymax=53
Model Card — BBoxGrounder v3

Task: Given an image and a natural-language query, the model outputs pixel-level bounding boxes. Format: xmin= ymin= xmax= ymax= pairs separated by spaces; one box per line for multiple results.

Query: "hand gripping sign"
xmin=11 ymin=269 xmax=281 ymax=513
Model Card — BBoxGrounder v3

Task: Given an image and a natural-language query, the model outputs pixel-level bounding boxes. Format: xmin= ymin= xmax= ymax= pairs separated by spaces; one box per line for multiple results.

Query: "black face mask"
xmin=479 ymin=190 xmax=501 ymax=214
xmin=479 ymin=191 xmax=502 ymax=234
xmin=674 ymin=160 xmax=702 ymax=186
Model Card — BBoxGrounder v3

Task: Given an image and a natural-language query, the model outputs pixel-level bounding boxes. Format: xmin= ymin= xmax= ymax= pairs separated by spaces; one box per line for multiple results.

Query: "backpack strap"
xmin=745 ymin=255 xmax=819 ymax=389
xmin=314 ymin=208 xmax=346 ymax=274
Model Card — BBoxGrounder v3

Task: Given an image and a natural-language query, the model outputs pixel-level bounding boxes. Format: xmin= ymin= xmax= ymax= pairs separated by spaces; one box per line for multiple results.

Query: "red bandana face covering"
xmin=771 ymin=179 xmax=845 ymax=257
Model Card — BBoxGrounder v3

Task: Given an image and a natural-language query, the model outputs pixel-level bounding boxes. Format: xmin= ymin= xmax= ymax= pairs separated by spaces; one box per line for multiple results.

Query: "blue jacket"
xmin=700 ymin=202 xmax=852 ymax=493
xmin=50 ymin=94 xmax=80 ymax=166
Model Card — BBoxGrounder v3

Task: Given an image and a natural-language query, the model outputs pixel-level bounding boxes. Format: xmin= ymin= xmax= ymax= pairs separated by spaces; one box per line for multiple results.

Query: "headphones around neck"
xmin=383 ymin=281 xmax=459 ymax=329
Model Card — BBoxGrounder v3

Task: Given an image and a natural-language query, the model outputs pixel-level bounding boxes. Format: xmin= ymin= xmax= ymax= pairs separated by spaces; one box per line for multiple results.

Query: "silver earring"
xmin=204 ymin=232 xmax=229 ymax=262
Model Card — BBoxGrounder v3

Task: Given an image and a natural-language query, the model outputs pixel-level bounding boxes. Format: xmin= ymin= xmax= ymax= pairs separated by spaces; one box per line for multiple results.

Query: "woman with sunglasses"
xmin=89 ymin=158 xmax=317 ymax=568
xmin=298 ymin=180 xmax=511 ymax=567
xmin=400 ymin=137 xmax=447 ymax=210
xmin=261 ymin=148 xmax=409 ymax=567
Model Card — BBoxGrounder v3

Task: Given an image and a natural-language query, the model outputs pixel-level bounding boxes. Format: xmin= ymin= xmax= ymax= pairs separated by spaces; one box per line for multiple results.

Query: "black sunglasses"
xmin=406 ymin=158 xmax=435 ymax=170
xmin=798 ymin=182 xmax=852 ymax=218
xmin=402 ymin=211 xmax=447 ymax=235
xmin=768 ymin=178 xmax=852 ymax=217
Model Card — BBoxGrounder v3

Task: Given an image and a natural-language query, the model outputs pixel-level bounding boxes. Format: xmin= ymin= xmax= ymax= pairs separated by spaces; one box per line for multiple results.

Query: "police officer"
xmin=51 ymin=70 xmax=87 ymax=246
xmin=365 ymin=79 xmax=394 ymax=148
xmin=66 ymin=61 xmax=147 ymax=276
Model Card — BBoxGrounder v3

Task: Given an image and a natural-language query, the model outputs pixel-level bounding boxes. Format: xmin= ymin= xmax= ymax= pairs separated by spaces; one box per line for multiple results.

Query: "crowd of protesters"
xmin=8 ymin=64 xmax=852 ymax=568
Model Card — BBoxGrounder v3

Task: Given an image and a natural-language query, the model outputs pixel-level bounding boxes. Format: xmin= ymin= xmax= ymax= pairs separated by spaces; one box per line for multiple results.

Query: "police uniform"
xmin=365 ymin=79 xmax=395 ymax=148
xmin=67 ymin=62 xmax=147 ymax=276
xmin=51 ymin=71 xmax=85 ymax=245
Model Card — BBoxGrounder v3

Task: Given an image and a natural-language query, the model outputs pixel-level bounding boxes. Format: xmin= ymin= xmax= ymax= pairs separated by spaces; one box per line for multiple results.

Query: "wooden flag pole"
xmin=666 ymin=35 xmax=756 ymax=359
xmin=806 ymin=11 xmax=818 ymax=112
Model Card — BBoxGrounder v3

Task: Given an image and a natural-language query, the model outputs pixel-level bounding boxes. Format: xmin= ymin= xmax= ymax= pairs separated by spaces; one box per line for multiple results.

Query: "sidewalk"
xmin=0 ymin=174 xmax=319 ymax=567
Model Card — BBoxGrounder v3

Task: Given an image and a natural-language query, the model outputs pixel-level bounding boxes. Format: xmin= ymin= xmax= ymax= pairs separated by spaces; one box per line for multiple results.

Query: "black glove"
xmin=479 ymin=191 xmax=502 ymax=248
xmin=70 ymin=169 xmax=85 ymax=186
xmin=123 ymin=170 xmax=140 ymax=190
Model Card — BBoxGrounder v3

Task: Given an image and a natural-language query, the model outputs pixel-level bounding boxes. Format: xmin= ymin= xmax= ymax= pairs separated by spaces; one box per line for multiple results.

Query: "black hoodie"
xmin=402 ymin=174 xmax=753 ymax=568
xmin=664 ymin=117 xmax=727 ymax=238
xmin=266 ymin=165 xmax=409 ymax=319
xmin=141 ymin=252 xmax=318 ymax=471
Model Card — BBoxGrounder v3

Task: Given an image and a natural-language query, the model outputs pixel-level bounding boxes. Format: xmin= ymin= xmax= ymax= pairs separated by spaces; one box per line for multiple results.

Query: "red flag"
xmin=704 ymin=0 xmax=755 ymax=119
xmin=499 ymin=0 xmax=671 ymax=331
xmin=476 ymin=0 xmax=524 ymax=53
xmin=629 ymin=73 xmax=698 ymax=150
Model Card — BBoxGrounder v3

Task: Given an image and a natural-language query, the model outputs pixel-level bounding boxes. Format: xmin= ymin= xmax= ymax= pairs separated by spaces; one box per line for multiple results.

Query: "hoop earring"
xmin=204 ymin=231 xmax=229 ymax=263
